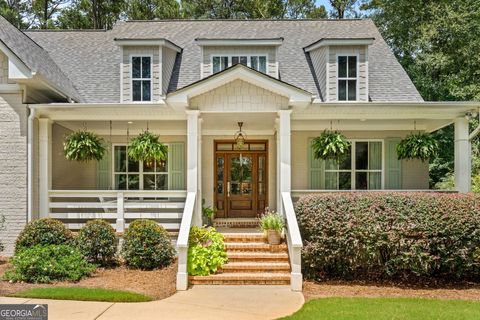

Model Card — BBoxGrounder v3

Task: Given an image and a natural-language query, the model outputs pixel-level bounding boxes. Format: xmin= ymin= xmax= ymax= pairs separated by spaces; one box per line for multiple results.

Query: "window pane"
xmin=115 ymin=174 xmax=127 ymax=190
xmin=127 ymin=174 xmax=139 ymax=190
xmin=232 ymin=56 xmax=239 ymax=65
xmin=355 ymin=142 xmax=368 ymax=170
xmin=258 ymin=56 xmax=267 ymax=73
xmin=338 ymin=56 xmax=347 ymax=78
xmin=250 ymin=56 xmax=258 ymax=71
xmin=144 ymin=160 xmax=155 ymax=172
xmin=355 ymin=172 xmax=368 ymax=190
xmin=114 ymin=146 xmax=126 ymax=172
xmin=325 ymin=172 xmax=337 ymax=189
xmin=132 ymin=57 xmax=141 ymax=78
xmin=132 ymin=80 xmax=142 ymax=101
xmin=339 ymin=146 xmax=352 ymax=170
xmin=142 ymin=80 xmax=151 ymax=101
xmin=339 ymin=80 xmax=347 ymax=101
xmin=128 ymin=156 xmax=139 ymax=172
xmin=369 ymin=172 xmax=382 ymax=190
xmin=221 ymin=57 xmax=228 ymax=70
xmin=143 ymin=174 xmax=156 ymax=190
xmin=156 ymin=174 xmax=168 ymax=190
xmin=213 ymin=57 xmax=220 ymax=73
xmin=156 ymin=159 xmax=167 ymax=173
xmin=347 ymin=80 xmax=357 ymax=101
xmin=325 ymin=159 xmax=337 ymax=170
xmin=339 ymin=172 xmax=351 ymax=190
xmin=348 ymin=56 xmax=357 ymax=77
xmin=369 ymin=142 xmax=382 ymax=170
xmin=239 ymin=56 xmax=247 ymax=65
xmin=142 ymin=57 xmax=151 ymax=78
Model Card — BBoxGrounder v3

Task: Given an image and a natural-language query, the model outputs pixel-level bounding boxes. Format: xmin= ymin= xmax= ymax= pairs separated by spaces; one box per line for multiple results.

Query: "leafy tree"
xmin=57 ymin=0 xmax=125 ymax=29
xmin=31 ymin=0 xmax=69 ymax=29
xmin=283 ymin=0 xmax=327 ymax=19
xmin=125 ymin=0 xmax=181 ymax=20
xmin=329 ymin=0 xmax=357 ymax=19
xmin=0 ymin=0 xmax=28 ymax=28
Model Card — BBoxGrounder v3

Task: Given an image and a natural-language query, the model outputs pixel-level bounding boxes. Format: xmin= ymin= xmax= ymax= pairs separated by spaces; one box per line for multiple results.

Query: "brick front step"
xmin=189 ymin=272 xmax=290 ymax=285
xmin=220 ymin=262 xmax=291 ymax=273
xmin=225 ymin=242 xmax=287 ymax=252
xmin=227 ymin=252 xmax=289 ymax=262
xmin=222 ymin=233 xmax=266 ymax=243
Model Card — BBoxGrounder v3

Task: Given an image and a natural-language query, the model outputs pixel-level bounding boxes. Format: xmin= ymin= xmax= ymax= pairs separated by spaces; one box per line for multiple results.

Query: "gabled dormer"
xmin=195 ymin=38 xmax=283 ymax=79
xmin=304 ymin=38 xmax=374 ymax=102
xmin=115 ymin=38 xmax=182 ymax=103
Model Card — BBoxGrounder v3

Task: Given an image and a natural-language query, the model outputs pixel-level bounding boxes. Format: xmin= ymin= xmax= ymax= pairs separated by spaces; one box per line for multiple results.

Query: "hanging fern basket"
xmin=63 ymin=130 xmax=106 ymax=162
xmin=397 ymin=132 xmax=439 ymax=162
xmin=128 ymin=131 xmax=168 ymax=166
xmin=311 ymin=130 xmax=351 ymax=161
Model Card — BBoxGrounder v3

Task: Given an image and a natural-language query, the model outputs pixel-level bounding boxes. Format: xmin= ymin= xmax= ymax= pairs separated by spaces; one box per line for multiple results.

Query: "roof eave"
xmin=304 ymin=37 xmax=375 ymax=52
xmin=114 ymin=38 xmax=182 ymax=52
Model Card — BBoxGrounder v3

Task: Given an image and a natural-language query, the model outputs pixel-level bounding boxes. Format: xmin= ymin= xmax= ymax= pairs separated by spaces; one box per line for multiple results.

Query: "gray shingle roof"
xmin=26 ymin=19 xmax=423 ymax=103
xmin=0 ymin=16 xmax=80 ymax=101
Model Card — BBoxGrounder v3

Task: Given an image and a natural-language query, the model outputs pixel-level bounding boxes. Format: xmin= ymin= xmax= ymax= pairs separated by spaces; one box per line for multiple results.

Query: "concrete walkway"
xmin=0 ymin=286 xmax=304 ymax=320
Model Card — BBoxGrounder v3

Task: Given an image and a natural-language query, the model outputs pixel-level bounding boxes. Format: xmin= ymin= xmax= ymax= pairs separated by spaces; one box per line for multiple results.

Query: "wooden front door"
xmin=214 ymin=140 xmax=268 ymax=218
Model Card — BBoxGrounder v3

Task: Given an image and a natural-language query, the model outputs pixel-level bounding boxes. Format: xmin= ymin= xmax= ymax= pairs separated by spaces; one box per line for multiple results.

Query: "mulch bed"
xmin=303 ymin=280 xmax=480 ymax=301
xmin=0 ymin=258 xmax=177 ymax=300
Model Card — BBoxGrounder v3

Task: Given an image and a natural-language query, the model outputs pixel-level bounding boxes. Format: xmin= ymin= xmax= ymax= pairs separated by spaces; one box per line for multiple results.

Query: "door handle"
xmin=227 ymin=181 xmax=231 ymax=197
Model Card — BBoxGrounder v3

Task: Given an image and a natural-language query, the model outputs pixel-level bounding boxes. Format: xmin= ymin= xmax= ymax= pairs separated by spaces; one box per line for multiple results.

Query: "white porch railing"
xmin=281 ymin=192 xmax=303 ymax=291
xmin=176 ymin=191 xmax=196 ymax=290
xmin=48 ymin=190 xmax=188 ymax=233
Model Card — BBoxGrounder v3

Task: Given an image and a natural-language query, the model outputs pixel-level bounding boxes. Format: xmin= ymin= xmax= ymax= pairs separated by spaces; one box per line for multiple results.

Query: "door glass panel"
xmin=230 ymin=155 xmax=252 ymax=196
xmin=217 ymin=157 xmax=224 ymax=195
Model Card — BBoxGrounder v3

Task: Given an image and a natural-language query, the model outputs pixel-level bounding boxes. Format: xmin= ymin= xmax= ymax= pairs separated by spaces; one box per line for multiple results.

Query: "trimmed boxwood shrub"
xmin=187 ymin=226 xmax=228 ymax=276
xmin=5 ymin=244 xmax=96 ymax=283
xmin=15 ymin=218 xmax=73 ymax=253
xmin=77 ymin=220 xmax=117 ymax=266
xmin=121 ymin=219 xmax=175 ymax=270
xmin=296 ymin=193 xmax=480 ymax=281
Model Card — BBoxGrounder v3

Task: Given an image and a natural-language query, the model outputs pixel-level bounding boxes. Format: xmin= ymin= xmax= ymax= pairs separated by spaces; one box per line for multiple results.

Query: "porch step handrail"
xmin=281 ymin=192 xmax=303 ymax=291
xmin=176 ymin=191 xmax=196 ymax=291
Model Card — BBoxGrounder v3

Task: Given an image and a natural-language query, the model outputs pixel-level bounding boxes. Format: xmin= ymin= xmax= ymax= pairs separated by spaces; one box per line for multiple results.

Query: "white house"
xmin=0 ymin=17 xmax=477 ymax=290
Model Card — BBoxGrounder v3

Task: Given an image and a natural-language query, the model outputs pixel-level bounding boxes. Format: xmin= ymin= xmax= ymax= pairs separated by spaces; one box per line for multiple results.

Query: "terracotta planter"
xmin=266 ymin=230 xmax=281 ymax=245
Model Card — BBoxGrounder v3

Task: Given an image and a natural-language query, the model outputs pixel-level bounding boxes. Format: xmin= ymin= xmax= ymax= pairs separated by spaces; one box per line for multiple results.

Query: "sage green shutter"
xmin=308 ymin=138 xmax=325 ymax=189
xmin=96 ymin=149 xmax=111 ymax=190
xmin=385 ymin=138 xmax=402 ymax=189
xmin=168 ymin=142 xmax=185 ymax=190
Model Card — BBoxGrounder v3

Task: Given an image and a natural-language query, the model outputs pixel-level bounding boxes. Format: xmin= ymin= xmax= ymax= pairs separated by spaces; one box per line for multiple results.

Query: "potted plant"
xmin=397 ymin=132 xmax=439 ymax=162
xmin=128 ymin=131 xmax=168 ymax=166
xmin=202 ymin=199 xmax=216 ymax=227
xmin=259 ymin=209 xmax=285 ymax=245
xmin=311 ymin=130 xmax=351 ymax=161
xmin=63 ymin=130 xmax=106 ymax=162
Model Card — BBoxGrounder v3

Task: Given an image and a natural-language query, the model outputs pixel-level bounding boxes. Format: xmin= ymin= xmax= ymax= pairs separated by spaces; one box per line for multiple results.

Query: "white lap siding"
xmin=0 ymin=93 xmax=27 ymax=256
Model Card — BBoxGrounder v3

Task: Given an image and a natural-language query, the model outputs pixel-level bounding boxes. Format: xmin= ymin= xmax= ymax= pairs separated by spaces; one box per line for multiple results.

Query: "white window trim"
xmin=130 ymin=54 xmax=153 ymax=103
xmin=112 ymin=143 xmax=169 ymax=190
xmin=210 ymin=54 xmax=269 ymax=74
xmin=336 ymin=53 xmax=360 ymax=102
xmin=324 ymin=139 xmax=385 ymax=190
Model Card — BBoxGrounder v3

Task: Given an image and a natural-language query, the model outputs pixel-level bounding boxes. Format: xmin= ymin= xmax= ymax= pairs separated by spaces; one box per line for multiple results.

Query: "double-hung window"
xmin=212 ymin=55 xmax=267 ymax=74
xmin=113 ymin=145 xmax=168 ymax=190
xmin=131 ymin=56 xmax=152 ymax=102
xmin=338 ymin=55 xmax=358 ymax=101
xmin=324 ymin=141 xmax=382 ymax=190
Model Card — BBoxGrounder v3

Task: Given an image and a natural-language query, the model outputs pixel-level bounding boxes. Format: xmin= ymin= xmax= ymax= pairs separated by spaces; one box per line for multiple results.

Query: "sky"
xmin=316 ymin=0 xmax=333 ymax=11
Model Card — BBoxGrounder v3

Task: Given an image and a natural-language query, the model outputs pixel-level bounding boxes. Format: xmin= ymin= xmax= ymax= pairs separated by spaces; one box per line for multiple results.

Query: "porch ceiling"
xmin=201 ymin=112 xmax=277 ymax=135
xmin=57 ymin=120 xmax=187 ymax=135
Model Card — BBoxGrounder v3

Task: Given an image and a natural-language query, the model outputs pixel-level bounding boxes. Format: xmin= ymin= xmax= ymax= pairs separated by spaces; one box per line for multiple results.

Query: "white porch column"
xmin=454 ymin=117 xmax=471 ymax=193
xmin=38 ymin=118 xmax=52 ymax=217
xmin=187 ymin=110 xmax=201 ymax=226
xmin=278 ymin=110 xmax=292 ymax=214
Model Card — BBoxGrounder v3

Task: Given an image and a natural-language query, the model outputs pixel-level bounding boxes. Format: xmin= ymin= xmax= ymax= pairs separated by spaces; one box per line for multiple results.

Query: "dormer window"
xmin=131 ymin=56 xmax=152 ymax=102
xmin=212 ymin=55 xmax=267 ymax=74
xmin=338 ymin=55 xmax=358 ymax=101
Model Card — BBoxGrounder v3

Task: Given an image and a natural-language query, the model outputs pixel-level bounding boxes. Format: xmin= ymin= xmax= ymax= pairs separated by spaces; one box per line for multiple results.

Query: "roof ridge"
xmin=24 ymin=29 xmax=107 ymax=32
xmin=124 ymin=18 xmax=369 ymax=22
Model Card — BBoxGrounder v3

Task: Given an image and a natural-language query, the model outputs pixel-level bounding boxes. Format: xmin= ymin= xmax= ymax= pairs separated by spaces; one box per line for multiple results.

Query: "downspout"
xmin=27 ymin=106 xmax=36 ymax=222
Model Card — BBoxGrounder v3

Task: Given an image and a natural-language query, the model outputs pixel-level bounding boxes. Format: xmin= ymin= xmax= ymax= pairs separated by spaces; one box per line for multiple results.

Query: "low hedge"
xmin=77 ymin=220 xmax=117 ymax=266
xmin=296 ymin=192 xmax=480 ymax=282
xmin=187 ymin=226 xmax=228 ymax=276
xmin=5 ymin=245 xmax=95 ymax=283
xmin=15 ymin=218 xmax=73 ymax=253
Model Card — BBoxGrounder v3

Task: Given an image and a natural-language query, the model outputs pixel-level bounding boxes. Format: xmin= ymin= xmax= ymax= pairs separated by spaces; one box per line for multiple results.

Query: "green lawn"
xmin=9 ymin=287 xmax=152 ymax=303
xmin=281 ymin=297 xmax=480 ymax=320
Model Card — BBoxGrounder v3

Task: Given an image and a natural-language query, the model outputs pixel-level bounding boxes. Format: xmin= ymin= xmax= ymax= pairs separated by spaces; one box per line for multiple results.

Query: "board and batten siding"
xmin=189 ymin=79 xmax=289 ymax=112
xmin=327 ymin=45 xmax=369 ymax=102
xmin=121 ymin=46 xmax=161 ymax=102
xmin=162 ymin=47 xmax=177 ymax=94
xmin=0 ymin=93 xmax=28 ymax=255
xmin=308 ymin=46 xmax=328 ymax=101
xmin=201 ymin=46 xmax=278 ymax=79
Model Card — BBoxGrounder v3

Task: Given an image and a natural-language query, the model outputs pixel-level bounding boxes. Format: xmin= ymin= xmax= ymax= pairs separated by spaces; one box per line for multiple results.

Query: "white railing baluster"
xmin=281 ymin=192 xmax=303 ymax=291
xmin=116 ymin=191 xmax=125 ymax=233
